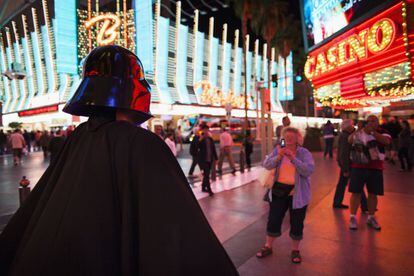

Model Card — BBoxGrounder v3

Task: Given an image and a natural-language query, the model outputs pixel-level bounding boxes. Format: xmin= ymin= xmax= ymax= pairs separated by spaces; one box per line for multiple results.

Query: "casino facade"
xmin=0 ymin=0 xmax=294 ymax=127
xmin=302 ymin=0 xmax=414 ymax=112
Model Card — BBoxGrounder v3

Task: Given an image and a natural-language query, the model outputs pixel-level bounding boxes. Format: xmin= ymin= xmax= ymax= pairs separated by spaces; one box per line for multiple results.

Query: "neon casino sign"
xmin=305 ymin=18 xmax=396 ymax=80
xmin=85 ymin=14 xmax=121 ymax=46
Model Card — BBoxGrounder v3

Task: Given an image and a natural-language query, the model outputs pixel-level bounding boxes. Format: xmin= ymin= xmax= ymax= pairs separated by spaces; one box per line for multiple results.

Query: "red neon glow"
xmin=18 ymin=105 xmax=59 ymax=117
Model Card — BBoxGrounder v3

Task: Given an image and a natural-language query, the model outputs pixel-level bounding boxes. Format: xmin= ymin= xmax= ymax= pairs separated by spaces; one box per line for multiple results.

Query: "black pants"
xmin=333 ymin=169 xmax=368 ymax=210
xmin=201 ymin=161 xmax=212 ymax=191
xmin=245 ymin=152 xmax=252 ymax=168
xmin=398 ymin=147 xmax=412 ymax=171
xmin=267 ymin=195 xmax=307 ymax=240
xmin=188 ymin=155 xmax=200 ymax=175
xmin=324 ymin=138 xmax=334 ymax=158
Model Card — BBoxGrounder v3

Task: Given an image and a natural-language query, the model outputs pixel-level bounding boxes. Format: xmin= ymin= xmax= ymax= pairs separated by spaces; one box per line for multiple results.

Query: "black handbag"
xmin=272 ymin=181 xmax=294 ymax=197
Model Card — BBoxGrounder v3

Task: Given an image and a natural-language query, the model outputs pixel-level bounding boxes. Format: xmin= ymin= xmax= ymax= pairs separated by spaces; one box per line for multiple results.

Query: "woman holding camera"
xmin=256 ymin=127 xmax=315 ymax=264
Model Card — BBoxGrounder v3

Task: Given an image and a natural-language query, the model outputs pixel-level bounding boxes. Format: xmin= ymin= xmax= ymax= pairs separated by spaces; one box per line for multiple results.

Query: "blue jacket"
xmin=263 ymin=146 xmax=315 ymax=209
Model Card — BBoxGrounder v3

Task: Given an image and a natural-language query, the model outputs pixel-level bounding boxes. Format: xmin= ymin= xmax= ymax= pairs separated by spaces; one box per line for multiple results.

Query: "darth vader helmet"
xmin=63 ymin=45 xmax=152 ymax=124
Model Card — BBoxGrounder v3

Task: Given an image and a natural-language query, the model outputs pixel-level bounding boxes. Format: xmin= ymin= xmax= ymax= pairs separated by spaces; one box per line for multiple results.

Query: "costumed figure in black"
xmin=0 ymin=45 xmax=238 ymax=276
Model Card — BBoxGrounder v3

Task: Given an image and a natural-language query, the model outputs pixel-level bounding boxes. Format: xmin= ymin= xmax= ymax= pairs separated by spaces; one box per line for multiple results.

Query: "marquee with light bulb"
xmin=305 ymin=0 xmax=414 ymax=109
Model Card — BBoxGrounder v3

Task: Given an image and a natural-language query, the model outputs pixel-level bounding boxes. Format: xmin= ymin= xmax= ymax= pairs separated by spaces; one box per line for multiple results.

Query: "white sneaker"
xmin=367 ymin=217 xmax=381 ymax=231
xmin=349 ymin=217 xmax=358 ymax=230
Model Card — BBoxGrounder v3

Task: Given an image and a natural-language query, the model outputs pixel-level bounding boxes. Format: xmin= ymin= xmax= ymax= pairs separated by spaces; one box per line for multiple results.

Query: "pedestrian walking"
xmin=198 ymin=125 xmax=218 ymax=196
xmin=39 ymin=131 xmax=51 ymax=158
xmin=275 ymin=116 xmax=291 ymax=144
xmin=175 ymin=125 xmax=183 ymax=152
xmin=23 ymin=130 xmax=32 ymax=153
xmin=323 ymin=120 xmax=335 ymax=159
xmin=0 ymin=129 xmax=7 ymax=155
xmin=34 ymin=130 xmax=42 ymax=151
xmin=217 ymin=127 xmax=236 ymax=175
xmin=348 ymin=115 xmax=391 ymax=231
xmin=8 ymin=129 xmax=26 ymax=166
xmin=385 ymin=116 xmax=402 ymax=164
xmin=332 ymin=119 xmax=368 ymax=210
xmin=165 ymin=132 xmax=177 ymax=157
xmin=244 ymin=130 xmax=254 ymax=169
xmin=256 ymin=127 xmax=314 ymax=264
xmin=0 ymin=45 xmax=238 ymax=276
xmin=398 ymin=120 xmax=412 ymax=172
xmin=49 ymin=130 xmax=66 ymax=164
xmin=188 ymin=127 xmax=201 ymax=176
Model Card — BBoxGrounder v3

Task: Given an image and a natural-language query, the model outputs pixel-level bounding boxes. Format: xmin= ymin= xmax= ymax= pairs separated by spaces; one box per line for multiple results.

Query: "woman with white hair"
xmin=256 ymin=127 xmax=314 ymax=264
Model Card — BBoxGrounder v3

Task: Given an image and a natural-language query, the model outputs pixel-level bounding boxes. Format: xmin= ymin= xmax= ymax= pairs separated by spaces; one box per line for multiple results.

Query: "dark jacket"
xmin=399 ymin=128 xmax=411 ymax=149
xmin=0 ymin=117 xmax=238 ymax=276
xmin=197 ymin=136 xmax=218 ymax=165
xmin=337 ymin=130 xmax=352 ymax=173
xmin=189 ymin=134 xmax=200 ymax=156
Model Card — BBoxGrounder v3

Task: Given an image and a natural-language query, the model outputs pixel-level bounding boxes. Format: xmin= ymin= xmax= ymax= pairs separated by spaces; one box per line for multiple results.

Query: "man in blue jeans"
xmin=348 ymin=115 xmax=391 ymax=231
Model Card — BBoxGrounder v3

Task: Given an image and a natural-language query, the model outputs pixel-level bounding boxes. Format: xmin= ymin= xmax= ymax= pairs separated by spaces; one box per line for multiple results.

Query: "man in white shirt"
xmin=217 ymin=127 xmax=236 ymax=174
xmin=9 ymin=129 xmax=26 ymax=166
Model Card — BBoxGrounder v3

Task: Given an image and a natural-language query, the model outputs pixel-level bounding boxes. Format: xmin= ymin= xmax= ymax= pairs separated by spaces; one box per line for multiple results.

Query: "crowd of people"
xmin=0 ymin=127 xmax=73 ymax=166
xmin=257 ymin=114 xmax=414 ymax=264
xmin=155 ymin=123 xmax=254 ymax=197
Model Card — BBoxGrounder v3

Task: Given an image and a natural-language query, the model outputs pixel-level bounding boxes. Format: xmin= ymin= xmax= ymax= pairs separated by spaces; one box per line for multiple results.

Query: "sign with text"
xmin=18 ymin=105 xmax=59 ymax=117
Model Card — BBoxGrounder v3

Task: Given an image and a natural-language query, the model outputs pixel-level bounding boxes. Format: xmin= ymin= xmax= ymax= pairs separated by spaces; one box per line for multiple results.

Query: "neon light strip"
xmin=41 ymin=0 xmax=58 ymax=93
xmin=270 ymin=47 xmax=277 ymax=108
xmin=155 ymin=16 xmax=173 ymax=103
xmin=194 ymin=31 xmax=205 ymax=101
xmin=0 ymin=36 xmax=11 ymax=112
xmin=12 ymin=21 xmax=28 ymax=110
xmin=31 ymin=8 xmax=47 ymax=96
xmin=176 ymin=24 xmax=191 ymax=103
xmin=5 ymin=29 xmax=19 ymax=111
xmin=21 ymin=14 xmax=37 ymax=109
xmin=232 ymin=29 xmax=239 ymax=95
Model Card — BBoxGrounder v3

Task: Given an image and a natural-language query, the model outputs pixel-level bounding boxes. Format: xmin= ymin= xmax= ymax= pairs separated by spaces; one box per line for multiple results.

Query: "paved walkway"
xmin=1 ymin=150 xmax=413 ymax=275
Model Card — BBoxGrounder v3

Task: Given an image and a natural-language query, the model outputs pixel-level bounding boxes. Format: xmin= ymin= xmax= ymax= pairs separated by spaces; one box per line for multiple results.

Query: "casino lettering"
xmin=305 ymin=18 xmax=396 ymax=80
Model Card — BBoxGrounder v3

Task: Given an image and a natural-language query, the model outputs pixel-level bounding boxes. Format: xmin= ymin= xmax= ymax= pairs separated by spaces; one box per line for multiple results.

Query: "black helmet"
xmin=63 ymin=45 xmax=152 ymax=124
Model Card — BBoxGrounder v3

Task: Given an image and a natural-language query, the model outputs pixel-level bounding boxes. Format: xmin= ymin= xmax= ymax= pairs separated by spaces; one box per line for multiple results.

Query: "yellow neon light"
xmin=85 ymin=14 xmax=121 ymax=46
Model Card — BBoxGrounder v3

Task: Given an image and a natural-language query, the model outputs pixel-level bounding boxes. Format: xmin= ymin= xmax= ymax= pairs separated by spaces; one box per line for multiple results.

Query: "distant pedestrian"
xmin=398 ymin=120 xmax=412 ymax=172
xmin=323 ymin=120 xmax=335 ymax=159
xmin=385 ymin=116 xmax=402 ymax=164
xmin=0 ymin=129 xmax=7 ymax=155
xmin=9 ymin=129 xmax=26 ymax=166
xmin=39 ymin=131 xmax=51 ymax=158
xmin=23 ymin=130 xmax=32 ymax=153
xmin=244 ymin=130 xmax=254 ymax=169
xmin=154 ymin=124 xmax=165 ymax=139
xmin=188 ymin=127 xmax=201 ymax=176
xmin=49 ymin=130 xmax=66 ymax=164
xmin=348 ymin=115 xmax=391 ymax=231
xmin=257 ymin=127 xmax=314 ymax=264
xmin=197 ymin=125 xmax=217 ymax=196
xmin=175 ymin=125 xmax=183 ymax=152
xmin=34 ymin=130 xmax=42 ymax=151
xmin=275 ymin=116 xmax=291 ymax=144
xmin=165 ymin=133 xmax=177 ymax=157
xmin=217 ymin=127 xmax=236 ymax=175
xmin=333 ymin=119 xmax=368 ymax=210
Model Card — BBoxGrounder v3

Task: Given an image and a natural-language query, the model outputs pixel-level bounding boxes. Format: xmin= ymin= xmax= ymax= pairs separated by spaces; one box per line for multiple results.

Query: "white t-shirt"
xmin=165 ymin=137 xmax=177 ymax=157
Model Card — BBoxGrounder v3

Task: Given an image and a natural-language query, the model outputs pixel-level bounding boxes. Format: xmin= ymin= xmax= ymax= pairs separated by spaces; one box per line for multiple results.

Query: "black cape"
xmin=0 ymin=117 xmax=238 ymax=276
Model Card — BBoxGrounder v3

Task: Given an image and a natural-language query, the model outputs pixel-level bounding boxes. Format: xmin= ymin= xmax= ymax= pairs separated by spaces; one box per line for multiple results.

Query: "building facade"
xmin=0 ymin=0 xmax=294 ymax=127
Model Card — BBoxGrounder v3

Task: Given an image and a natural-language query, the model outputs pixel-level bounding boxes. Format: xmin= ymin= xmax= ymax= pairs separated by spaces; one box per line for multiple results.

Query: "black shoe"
xmin=231 ymin=169 xmax=236 ymax=175
xmin=208 ymin=190 xmax=214 ymax=196
xmin=217 ymin=170 xmax=222 ymax=175
xmin=333 ymin=204 xmax=349 ymax=209
xmin=201 ymin=187 xmax=208 ymax=192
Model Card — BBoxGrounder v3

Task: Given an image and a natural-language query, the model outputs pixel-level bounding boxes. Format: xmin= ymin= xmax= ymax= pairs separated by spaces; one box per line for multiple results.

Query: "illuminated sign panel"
xmin=306 ymin=1 xmax=414 ymax=108
xmin=18 ymin=104 xmax=58 ymax=117
xmin=301 ymin=0 xmax=395 ymax=50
